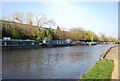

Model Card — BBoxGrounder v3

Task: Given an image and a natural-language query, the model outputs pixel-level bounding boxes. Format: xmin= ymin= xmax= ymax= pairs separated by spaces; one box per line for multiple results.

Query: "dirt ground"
xmin=105 ymin=45 xmax=119 ymax=80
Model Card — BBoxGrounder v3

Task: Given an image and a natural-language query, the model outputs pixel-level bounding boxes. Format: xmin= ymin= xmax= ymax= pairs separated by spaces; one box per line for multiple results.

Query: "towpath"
xmin=104 ymin=45 xmax=119 ymax=80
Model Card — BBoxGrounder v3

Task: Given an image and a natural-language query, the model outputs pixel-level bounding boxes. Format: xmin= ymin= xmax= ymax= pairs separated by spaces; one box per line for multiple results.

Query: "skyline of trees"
xmin=1 ymin=12 xmax=118 ymax=43
xmin=1 ymin=19 xmax=118 ymax=43
xmin=2 ymin=12 xmax=56 ymax=27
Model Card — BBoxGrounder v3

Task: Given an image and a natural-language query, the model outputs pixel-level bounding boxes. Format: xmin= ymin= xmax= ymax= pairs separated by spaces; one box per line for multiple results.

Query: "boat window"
xmin=0 ymin=41 xmax=2 ymax=45
xmin=20 ymin=41 xmax=23 ymax=44
xmin=2 ymin=42 xmax=7 ymax=45
xmin=32 ymin=42 xmax=34 ymax=45
xmin=30 ymin=42 xmax=32 ymax=45
xmin=22 ymin=42 xmax=25 ymax=44
xmin=43 ymin=40 xmax=46 ymax=43
xmin=13 ymin=42 xmax=18 ymax=45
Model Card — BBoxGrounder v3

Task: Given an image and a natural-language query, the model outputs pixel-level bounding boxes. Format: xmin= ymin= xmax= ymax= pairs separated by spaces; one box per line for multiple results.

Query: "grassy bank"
xmin=80 ymin=59 xmax=114 ymax=80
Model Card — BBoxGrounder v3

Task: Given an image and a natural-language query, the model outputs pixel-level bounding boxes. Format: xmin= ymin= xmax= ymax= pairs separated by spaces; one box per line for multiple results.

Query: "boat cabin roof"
xmin=0 ymin=39 xmax=37 ymax=42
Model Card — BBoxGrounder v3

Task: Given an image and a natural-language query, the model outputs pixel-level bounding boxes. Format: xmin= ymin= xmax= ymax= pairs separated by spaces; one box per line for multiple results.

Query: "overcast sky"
xmin=2 ymin=1 xmax=118 ymax=38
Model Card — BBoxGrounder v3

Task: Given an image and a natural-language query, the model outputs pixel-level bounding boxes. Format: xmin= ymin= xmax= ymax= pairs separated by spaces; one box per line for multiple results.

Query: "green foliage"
xmin=55 ymin=26 xmax=62 ymax=40
xmin=45 ymin=29 xmax=53 ymax=40
xmin=69 ymin=27 xmax=84 ymax=41
xmin=108 ymin=36 xmax=118 ymax=43
xmin=99 ymin=33 xmax=108 ymax=42
xmin=68 ymin=28 xmax=96 ymax=41
xmin=36 ymin=29 xmax=53 ymax=42
xmin=85 ymin=31 xmax=94 ymax=41
xmin=49 ymin=27 xmax=57 ymax=40
xmin=1 ymin=20 xmax=118 ymax=42
xmin=2 ymin=27 xmax=11 ymax=37
xmin=10 ymin=27 xmax=22 ymax=39
xmin=57 ymin=26 xmax=60 ymax=31
xmin=36 ymin=30 xmax=45 ymax=41
xmin=80 ymin=59 xmax=114 ymax=80
xmin=1 ymin=20 xmax=38 ymax=39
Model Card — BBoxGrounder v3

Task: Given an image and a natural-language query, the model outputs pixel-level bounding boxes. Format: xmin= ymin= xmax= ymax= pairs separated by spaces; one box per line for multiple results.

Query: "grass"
xmin=80 ymin=59 xmax=114 ymax=81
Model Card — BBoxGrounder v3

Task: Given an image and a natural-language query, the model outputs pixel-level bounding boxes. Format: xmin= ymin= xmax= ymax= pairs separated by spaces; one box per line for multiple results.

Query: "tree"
xmin=36 ymin=28 xmax=54 ymax=42
xmin=54 ymin=26 xmax=62 ymax=40
xmin=93 ymin=34 xmax=99 ymax=41
xmin=84 ymin=31 xmax=94 ymax=41
xmin=45 ymin=29 xmax=53 ymax=40
xmin=35 ymin=13 xmax=47 ymax=27
xmin=35 ymin=13 xmax=56 ymax=27
xmin=47 ymin=19 xmax=56 ymax=27
xmin=2 ymin=12 xmax=56 ymax=27
xmin=36 ymin=29 xmax=45 ymax=41
xmin=108 ymin=36 xmax=118 ymax=43
xmin=12 ymin=12 xmax=24 ymax=23
xmin=69 ymin=27 xmax=85 ymax=41
xmin=2 ymin=26 xmax=11 ymax=37
xmin=9 ymin=26 xmax=21 ymax=39
xmin=99 ymin=33 xmax=108 ymax=42
xmin=25 ymin=12 xmax=33 ymax=25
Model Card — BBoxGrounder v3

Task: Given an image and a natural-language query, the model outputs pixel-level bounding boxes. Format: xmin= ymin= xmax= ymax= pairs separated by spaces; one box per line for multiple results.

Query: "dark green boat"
xmin=0 ymin=39 xmax=40 ymax=49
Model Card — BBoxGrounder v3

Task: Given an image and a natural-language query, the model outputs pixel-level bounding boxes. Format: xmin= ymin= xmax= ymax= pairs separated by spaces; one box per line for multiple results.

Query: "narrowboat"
xmin=42 ymin=40 xmax=68 ymax=47
xmin=85 ymin=42 xmax=97 ymax=45
xmin=72 ymin=41 xmax=85 ymax=45
xmin=42 ymin=40 xmax=86 ymax=47
xmin=1 ymin=39 xmax=40 ymax=49
xmin=66 ymin=39 xmax=74 ymax=45
xmin=66 ymin=39 xmax=85 ymax=46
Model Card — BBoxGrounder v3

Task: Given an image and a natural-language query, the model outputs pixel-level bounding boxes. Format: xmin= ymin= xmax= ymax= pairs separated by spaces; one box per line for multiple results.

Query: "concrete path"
xmin=105 ymin=45 xmax=119 ymax=80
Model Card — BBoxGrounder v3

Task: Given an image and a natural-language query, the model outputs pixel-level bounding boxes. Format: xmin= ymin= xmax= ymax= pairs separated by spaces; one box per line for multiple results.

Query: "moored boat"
xmin=85 ymin=42 xmax=97 ymax=45
xmin=42 ymin=40 xmax=68 ymax=47
xmin=1 ymin=39 xmax=40 ymax=49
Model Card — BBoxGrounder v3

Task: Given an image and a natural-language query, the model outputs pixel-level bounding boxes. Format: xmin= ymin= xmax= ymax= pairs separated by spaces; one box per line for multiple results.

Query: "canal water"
xmin=2 ymin=44 xmax=116 ymax=79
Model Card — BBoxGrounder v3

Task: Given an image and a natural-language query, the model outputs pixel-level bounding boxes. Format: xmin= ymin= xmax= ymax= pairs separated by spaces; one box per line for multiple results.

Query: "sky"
xmin=2 ymin=1 xmax=118 ymax=38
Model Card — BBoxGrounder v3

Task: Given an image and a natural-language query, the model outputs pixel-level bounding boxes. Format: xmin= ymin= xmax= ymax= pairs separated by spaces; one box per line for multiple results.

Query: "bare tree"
xmin=35 ymin=13 xmax=56 ymax=27
xmin=12 ymin=12 xmax=24 ymax=23
xmin=25 ymin=12 xmax=33 ymax=25
xmin=47 ymin=19 xmax=56 ymax=27
xmin=35 ymin=13 xmax=47 ymax=27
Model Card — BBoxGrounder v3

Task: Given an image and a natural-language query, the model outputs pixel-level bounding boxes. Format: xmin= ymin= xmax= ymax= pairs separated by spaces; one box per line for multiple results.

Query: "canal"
xmin=2 ymin=44 xmax=117 ymax=79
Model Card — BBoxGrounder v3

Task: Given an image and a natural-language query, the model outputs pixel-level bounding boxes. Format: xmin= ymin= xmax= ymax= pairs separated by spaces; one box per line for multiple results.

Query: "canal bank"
xmin=80 ymin=45 xmax=119 ymax=80
xmin=104 ymin=45 xmax=119 ymax=80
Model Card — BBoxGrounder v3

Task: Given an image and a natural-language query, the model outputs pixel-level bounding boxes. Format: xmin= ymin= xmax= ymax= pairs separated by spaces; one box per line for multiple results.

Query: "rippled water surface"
xmin=2 ymin=44 xmax=116 ymax=79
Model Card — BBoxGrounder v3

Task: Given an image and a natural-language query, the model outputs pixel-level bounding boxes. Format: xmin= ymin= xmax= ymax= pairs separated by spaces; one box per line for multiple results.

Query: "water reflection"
xmin=2 ymin=44 xmax=116 ymax=79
